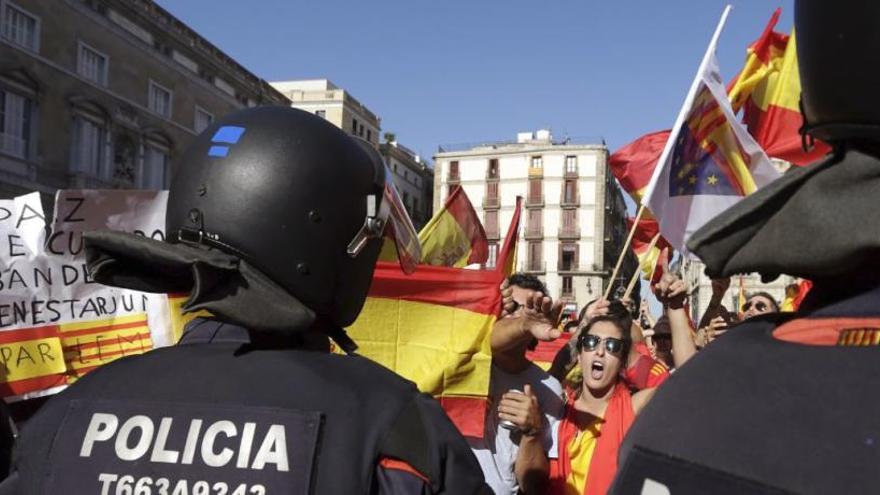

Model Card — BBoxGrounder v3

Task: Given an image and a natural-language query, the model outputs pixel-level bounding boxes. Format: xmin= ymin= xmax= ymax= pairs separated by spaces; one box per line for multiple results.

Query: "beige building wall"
xmin=434 ymin=131 xmax=636 ymax=313
xmin=270 ymin=79 xmax=381 ymax=147
xmin=0 ymin=0 xmax=287 ymax=205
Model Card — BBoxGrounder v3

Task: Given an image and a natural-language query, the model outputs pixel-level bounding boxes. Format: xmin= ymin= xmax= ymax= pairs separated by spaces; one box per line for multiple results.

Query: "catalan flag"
xmin=728 ymin=9 xmax=830 ymax=166
xmin=0 ymin=313 xmax=153 ymax=400
xmin=643 ymin=7 xmax=780 ymax=252
xmin=418 ymin=186 xmax=488 ymax=267
xmin=345 ymin=198 xmax=523 ymax=438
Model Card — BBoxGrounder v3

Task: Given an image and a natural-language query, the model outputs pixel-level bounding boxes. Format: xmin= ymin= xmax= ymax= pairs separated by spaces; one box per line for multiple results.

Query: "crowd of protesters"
xmin=478 ymin=268 xmax=781 ymax=494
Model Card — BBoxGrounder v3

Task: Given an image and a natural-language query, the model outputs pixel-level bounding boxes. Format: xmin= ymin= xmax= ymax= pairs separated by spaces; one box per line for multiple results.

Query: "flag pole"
xmin=603 ymin=203 xmax=647 ymax=300
xmin=623 ymin=233 xmax=661 ymax=300
xmin=641 ymin=5 xmax=732 ymax=208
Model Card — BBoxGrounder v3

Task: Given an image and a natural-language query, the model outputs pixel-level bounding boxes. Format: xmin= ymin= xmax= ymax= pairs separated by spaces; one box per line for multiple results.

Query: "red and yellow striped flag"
xmin=346 ymin=198 xmax=522 ymax=438
xmin=728 ymin=9 xmax=830 ymax=166
xmin=626 ymin=217 xmax=672 ymax=284
xmin=0 ymin=314 xmax=153 ymax=398
xmin=418 ymin=186 xmax=488 ymax=267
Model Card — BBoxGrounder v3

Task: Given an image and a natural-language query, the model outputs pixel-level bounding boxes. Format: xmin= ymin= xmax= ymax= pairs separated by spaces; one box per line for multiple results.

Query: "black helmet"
xmin=797 ymin=0 xmax=880 ymax=143
xmin=165 ymin=106 xmax=419 ymax=327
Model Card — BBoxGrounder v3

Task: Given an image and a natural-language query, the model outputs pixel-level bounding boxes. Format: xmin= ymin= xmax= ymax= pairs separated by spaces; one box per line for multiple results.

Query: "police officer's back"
xmin=0 ymin=107 xmax=489 ymax=494
xmin=613 ymin=2 xmax=880 ymax=493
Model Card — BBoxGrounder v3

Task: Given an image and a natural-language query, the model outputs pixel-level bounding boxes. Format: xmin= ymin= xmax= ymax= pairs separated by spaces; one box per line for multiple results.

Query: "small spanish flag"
xmin=626 ymin=217 xmax=672 ymax=284
xmin=727 ymin=9 xmax=830 ymax=166
xmin=417 ymin=186 xmax=488 ymax=267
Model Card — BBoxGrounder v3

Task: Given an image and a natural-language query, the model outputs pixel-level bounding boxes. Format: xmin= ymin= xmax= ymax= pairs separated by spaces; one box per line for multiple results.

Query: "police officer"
xmin=613 ymin=2 xmax=880 ymax=494
xmin=0 ymin=106 xmax=490 ymax=493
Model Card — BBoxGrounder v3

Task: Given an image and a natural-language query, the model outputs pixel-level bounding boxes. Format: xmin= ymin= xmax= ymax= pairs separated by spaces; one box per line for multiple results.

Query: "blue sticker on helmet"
xmin=208 ymin=126 xmax=246 ymax=157
xmin=212 ymin=126 xmax=246 ymax=144
xmin=208 ymin=146 xmax=230 ymax=157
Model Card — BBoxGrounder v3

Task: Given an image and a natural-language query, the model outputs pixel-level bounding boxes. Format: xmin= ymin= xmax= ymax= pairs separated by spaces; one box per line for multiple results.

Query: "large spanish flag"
xmin=728 ymin=9 xmax=830 ymax=166
xmin=418 ymin=185 xmax=488 ymax=267
xmin=346 ymin=198 xmax=522 ymax=438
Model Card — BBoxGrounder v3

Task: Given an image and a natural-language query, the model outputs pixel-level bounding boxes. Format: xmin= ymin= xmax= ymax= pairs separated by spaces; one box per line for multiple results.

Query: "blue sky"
xmin=158 ymin=1 xmax=794 ymax=162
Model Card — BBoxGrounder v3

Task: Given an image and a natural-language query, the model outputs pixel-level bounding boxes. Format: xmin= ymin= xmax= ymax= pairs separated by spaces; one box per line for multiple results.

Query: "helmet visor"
xmin=381 ymin=174 xmax=421 ymax=274
xmin=346 ymin=165 xmax=421 ymax=274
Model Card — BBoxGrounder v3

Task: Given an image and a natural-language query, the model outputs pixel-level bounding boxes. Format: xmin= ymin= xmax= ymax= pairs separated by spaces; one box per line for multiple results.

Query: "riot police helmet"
xmin=797 ymin=0 xmax=880 ymax=143
xmin=165 ymin=106 xmax=419 ymax=328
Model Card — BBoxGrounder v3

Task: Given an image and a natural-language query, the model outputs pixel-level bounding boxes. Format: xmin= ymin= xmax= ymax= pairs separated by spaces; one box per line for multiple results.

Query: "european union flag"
xmin=668 ymin=119 xmax=740 ymax=197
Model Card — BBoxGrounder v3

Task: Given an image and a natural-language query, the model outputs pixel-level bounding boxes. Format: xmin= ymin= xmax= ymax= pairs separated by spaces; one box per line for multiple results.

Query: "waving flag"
xmin=418 ymin=186 xmax=488 ymax=267
xmin=345 ymin=198 xmax=523 ymax=438
xmin=643 ymin=6 xmax=780 ymax=252
xmin=728 ymin=9 xmax=830 ymax=166
xmin=626 ymin=217 xmax=672 ymax=284
xmin=610 ymin=130 xmax=672 ymax=204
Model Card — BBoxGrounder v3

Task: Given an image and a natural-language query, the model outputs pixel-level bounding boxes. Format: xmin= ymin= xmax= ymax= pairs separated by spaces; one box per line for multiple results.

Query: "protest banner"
xmin=0 ymin=191 xmax=172 ymax=401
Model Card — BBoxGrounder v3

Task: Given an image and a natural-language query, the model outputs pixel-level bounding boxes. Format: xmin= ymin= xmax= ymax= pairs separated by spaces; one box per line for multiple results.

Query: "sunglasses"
xmin=577 ymin=334 xmax=626 ymax=356
xmin=742 ymin=300 xmax=768 ymax=312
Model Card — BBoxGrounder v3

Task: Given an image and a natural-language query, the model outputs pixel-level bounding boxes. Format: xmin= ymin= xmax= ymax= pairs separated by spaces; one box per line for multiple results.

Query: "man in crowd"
xmin=472 ymin=273 xmax=565 ymax=495
xmin=0 ymin=107 xmax=489 ymax=494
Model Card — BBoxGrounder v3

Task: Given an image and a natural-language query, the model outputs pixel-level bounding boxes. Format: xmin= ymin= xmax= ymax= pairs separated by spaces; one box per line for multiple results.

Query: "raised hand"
xmin=521 ymin=291 xmax=563 ymax=341
xmin=653 ymin=249 xmax=687 ymax=310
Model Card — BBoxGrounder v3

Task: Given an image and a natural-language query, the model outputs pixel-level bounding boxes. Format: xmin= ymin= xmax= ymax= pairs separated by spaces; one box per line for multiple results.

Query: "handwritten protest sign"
xmin=0 ymin=191 xmax=173 ymax=401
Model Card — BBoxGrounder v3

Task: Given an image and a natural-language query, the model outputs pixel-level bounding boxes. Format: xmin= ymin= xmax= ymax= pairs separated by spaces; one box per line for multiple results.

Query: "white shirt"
xmin=469 ymin=362 xmax=564 ymax=495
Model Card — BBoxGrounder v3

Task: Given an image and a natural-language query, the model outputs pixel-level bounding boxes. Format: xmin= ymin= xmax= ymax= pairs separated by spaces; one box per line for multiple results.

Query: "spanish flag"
xmin=728 ymin=9 xmax=830 ymax=166
xmin=346 ymin=198 xmax=523 ymax=438
xmin=610 ymin=130 xmax=671 ymax=204
xmin=626 ymin=217 xmax=672 ymax=284
xmin=781 ymin=279 xmax=813 ymax=312
xmin=418 ymin=186 xmax=488 ymax=267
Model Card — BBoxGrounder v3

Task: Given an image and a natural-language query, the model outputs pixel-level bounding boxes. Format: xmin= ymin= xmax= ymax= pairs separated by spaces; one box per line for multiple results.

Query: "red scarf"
xmin=547 ymin=382 xmax=634 ymax=495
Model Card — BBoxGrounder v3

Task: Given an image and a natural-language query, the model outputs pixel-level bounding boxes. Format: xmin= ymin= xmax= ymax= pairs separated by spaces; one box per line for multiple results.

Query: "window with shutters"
xmin=0 ymin=88 xmax=32 ymax=159
xmin=77 ymin=42 xmax=108 ymax=86
xmin=2 ymin=2 xmax=39 ymax=52
xmin=527 ymin=178 xmax=542 ymax=204
xmin=526 ymin=209 xmax=542 ymax=237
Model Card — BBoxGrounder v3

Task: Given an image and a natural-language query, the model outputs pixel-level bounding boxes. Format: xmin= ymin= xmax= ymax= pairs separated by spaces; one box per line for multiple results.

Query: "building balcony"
xmin=524 ymin=227 xmax=543 ymax=240
xmin=447 ymin=173 xmax=460 ymax=183
xmin=558 ymin=227 xmax=581 ymax=240
xmin=560 ymin=286 xmax=575 ymax=299
xmin=528 ymin=167 xmax=544 ymax=177
xmin=483 ymin=196 xmax=500 ymax=208
xmin=557 ymin=263 xmax=594 ymax=275
xmin=560 ymin=195 xmax=580 ymax=207
xmin=564 ymin=169 xmax=579 ymax=178
xmin=485 ymin=228 xmax=501 ymax=240
xmin=525 ymin=195 xmax=544 ymax=207
xmin=520 ymin=261 xmax=546 ymax=274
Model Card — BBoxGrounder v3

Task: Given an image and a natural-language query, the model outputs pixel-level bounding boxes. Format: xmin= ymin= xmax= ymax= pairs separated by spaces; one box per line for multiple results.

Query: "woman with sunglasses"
xmin=545 ymin=314 xmax=657 ymax=495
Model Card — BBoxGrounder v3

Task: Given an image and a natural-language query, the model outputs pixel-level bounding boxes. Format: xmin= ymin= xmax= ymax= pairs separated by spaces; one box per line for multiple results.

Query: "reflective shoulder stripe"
xmin=378 ymin=457 xmax=430 ymax=484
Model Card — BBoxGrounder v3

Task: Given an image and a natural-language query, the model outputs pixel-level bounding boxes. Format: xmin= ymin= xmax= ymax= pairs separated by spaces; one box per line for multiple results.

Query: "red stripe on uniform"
xmin=379 ymin=457 xmax=430 ymax=483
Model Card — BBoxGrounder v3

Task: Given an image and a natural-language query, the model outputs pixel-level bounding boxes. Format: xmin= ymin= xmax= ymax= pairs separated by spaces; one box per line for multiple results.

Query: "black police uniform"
xmin=0 ymin=106 xmax=490 ymax=493
xmin=613 ymin=2 xmax=880 ymax=492
xmin=0 ymin=317 xmax=488 ymax=494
